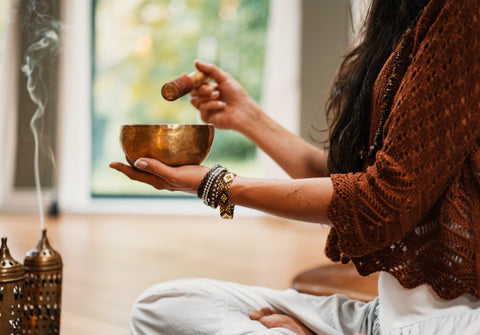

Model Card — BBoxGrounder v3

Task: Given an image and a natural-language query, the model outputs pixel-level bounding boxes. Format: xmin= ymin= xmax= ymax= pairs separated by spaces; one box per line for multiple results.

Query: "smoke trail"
xmin=20 ymin=1 xmax=61 ymax=231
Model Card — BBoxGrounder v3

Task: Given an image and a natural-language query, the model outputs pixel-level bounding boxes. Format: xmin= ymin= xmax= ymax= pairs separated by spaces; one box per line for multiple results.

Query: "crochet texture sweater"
xmin=325 ymin=0 xmax=480 ymax=300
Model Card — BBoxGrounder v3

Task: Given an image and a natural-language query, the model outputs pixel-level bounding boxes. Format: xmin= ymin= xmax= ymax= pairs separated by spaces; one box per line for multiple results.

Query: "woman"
xmin=110 ymin=0 xmax=480 ymax=333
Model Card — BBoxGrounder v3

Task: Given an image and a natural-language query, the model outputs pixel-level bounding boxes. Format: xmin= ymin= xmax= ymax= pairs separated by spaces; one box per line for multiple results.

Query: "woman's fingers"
xmin=199 ymin=100 xmax=226 ymax=113
xmin=248 ymin=307 xmax=278 ymax=320
xmin=260 ymin=307 xmax=277 ymax=316
xmin=109 ymin=159 xmax=167 ymax=181
xmin=248 ymin=308 xmax=314 ymax=335
xmin=111 ymin=159 xmax=210 ymax=194
xmin=247 ymin=310 xmax=264 ymax=320
xmin=195 ymin=60 xmax=229 ymax=83
xmin=191 ymin=82 xmax=218 ymax=97
xmin=191 ymin=93 xmax=223 ymax=111
xmin=192 ymin=98 xmax=228 ymax=126
xmin=109 ymin=161 xmax=168 ymax=190
xmin=190 ymin=85 xmax=221 ymax=111
xmin=109 ymin=161 xmax=143 ymax=179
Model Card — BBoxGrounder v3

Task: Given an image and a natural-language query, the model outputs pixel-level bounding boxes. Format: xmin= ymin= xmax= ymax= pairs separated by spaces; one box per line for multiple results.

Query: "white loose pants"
xmin=130 ymin=278 xmax=380 ymax=335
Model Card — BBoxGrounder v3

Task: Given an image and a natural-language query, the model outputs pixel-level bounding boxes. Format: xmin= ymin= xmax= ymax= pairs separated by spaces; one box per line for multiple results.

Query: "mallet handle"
xmin=161 ymin=71 xmax=210 ymax=101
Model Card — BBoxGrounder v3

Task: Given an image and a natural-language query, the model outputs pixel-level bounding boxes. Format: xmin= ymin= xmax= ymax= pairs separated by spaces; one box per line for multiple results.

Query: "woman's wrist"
xmin=197 ymin=164 xmax=237 ymax=219
xmin=235 ymin=102 xmax=272 ymax=141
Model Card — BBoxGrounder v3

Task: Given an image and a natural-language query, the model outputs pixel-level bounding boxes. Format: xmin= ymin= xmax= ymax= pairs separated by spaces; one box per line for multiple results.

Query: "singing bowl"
xmin=120 ymin=124 xmax=215 ymax=166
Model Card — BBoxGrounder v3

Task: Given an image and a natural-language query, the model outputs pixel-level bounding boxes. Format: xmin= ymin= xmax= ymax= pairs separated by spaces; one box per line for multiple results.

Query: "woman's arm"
xmin=109 ymin=159 xmax=333 ymax=225
xmin=191 ymin=61 xmax=329 ymax=178
xmin=243 ymin=110 xmax=329 ymax=179
xmin=230 ymin=175 xmax=333 ymax=223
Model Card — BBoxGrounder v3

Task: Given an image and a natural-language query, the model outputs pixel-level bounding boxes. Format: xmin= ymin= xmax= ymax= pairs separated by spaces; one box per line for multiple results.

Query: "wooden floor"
xmin=0 ymin=212 xmax=331 ymax=334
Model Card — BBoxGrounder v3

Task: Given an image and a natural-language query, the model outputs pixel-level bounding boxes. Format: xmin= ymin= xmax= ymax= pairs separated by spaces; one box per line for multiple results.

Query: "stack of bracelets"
xmin=197 ymin=164 xmax=237 ymax=219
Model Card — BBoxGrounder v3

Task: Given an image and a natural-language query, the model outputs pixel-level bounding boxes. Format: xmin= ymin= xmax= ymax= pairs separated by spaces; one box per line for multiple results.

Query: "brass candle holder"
xmin=0 ymin=237 xmax=26 ymax=335
xmin=23 ymin=229 xmax=63 ymax=334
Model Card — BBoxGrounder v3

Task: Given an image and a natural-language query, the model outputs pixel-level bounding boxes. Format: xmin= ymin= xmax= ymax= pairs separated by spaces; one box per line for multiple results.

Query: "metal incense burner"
xmin=0 ymin=237 xmax=26 ymax=335
xmin=23 ymin=229 xmax=63 ymax=335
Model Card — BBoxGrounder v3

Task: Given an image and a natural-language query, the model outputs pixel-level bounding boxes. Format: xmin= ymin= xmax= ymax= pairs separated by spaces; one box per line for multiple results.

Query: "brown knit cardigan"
xmin=326 ymin=0 xmax=480 ymax=300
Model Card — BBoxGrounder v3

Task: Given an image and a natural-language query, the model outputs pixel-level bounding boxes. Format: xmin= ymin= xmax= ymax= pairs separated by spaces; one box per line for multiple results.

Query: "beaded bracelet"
xmin=218 ymin=172 xmax=236 ymax=219
xmin=203 ymin=167 xmax=226 ymax=206
xmin=197 ymin=164 xmax=236 ymax=218
xmin=198 ymin=164 xmax=227 ymax=205
xmin=197 ymin=164 xmax=218 ymax=198
xmin=207 ymin=171 xmax=227 ymax=208
xmin=198 ymin=164 xmax=220 ymax=198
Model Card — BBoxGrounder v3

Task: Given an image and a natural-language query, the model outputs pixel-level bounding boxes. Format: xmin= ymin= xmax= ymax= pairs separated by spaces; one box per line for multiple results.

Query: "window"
xmin=56 ymin=0 xmax=301 ymax=214
xmin=92 ymin=0 xmax=270 ymax=196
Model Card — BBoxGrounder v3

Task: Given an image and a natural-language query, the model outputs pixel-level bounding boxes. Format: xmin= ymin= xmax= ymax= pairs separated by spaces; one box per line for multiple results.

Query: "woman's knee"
xmin=130 ymin=278 xmax=222 ymax=334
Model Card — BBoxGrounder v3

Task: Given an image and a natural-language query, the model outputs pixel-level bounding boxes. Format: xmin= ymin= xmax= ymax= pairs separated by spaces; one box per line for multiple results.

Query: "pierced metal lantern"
xmin=0 ymin=236 xmax=26 ymax=335
xmin=24 ymin=229 xmax=63 ymax=335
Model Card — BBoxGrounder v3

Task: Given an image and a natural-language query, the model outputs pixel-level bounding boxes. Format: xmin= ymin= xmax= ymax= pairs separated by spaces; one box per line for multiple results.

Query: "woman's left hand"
xmin=109 ymin=158 xmax=210 ymax=195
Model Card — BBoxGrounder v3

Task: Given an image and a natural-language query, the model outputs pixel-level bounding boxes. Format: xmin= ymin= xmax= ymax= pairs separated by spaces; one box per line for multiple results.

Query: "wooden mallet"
xmin=161 ymin=71 xmax=210 ymax=101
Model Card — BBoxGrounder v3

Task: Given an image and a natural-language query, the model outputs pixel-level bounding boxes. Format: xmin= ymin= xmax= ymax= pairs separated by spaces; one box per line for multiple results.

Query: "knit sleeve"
xmin=327 ymin=0 xmax=480 ymax=258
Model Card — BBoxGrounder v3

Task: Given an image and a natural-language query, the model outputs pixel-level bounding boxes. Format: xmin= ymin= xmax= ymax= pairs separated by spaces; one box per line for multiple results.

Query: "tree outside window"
xmin=92 ymin=0 xmax=270 ymax=196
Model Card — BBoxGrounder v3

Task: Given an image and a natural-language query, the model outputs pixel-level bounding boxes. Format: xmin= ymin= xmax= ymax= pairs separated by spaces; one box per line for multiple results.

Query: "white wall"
xmin=258 ymin=0 xmax=302 ymax=179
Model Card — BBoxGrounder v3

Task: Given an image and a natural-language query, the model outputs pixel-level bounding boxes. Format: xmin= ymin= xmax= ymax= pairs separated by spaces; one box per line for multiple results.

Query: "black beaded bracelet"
xmin=197 ymin=165 xmax=217 ymax=198
xmin=202 ymin=166 xmax=227 ymax=205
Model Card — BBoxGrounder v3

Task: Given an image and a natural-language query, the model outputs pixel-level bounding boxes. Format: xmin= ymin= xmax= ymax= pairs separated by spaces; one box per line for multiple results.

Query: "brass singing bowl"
xmin=120 ymin=124 xmax=215 ymax=166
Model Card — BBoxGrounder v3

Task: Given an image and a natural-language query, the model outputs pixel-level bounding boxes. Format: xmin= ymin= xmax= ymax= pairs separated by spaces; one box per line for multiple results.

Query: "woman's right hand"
xmin=190 ymin=60 xmax=262 ymax=134
xmin=192 ymin=61 xmax=329 ymax=179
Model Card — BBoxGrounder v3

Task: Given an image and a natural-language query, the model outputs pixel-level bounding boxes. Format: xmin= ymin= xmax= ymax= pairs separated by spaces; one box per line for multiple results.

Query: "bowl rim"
xmin=121 ymin=123 xmax=214 ymax=129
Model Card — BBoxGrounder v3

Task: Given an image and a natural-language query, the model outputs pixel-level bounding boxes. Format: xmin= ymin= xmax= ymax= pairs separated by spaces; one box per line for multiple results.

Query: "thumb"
xmin=134 ymin=158 xmax=170 ymax=177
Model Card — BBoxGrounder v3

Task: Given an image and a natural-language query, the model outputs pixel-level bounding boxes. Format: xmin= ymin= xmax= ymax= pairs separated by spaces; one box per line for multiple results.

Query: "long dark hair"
xmin=326 ymin=0 xmax=429 ymax=174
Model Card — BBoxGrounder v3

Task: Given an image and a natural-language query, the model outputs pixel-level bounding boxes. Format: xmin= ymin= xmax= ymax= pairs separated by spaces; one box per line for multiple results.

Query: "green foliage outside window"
xmin=92 ymin=0 xmax=270 ymax=196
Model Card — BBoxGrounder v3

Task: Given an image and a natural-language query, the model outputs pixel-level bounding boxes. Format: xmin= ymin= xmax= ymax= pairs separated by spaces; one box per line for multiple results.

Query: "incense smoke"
xmin=21 ymin=1 xmax=61 ymax=231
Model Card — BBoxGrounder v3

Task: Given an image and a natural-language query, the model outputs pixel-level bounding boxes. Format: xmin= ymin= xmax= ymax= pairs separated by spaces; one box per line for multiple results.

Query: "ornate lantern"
xmin=23 ymin=229 xmax=63 ymax=334
xmin=0 ymin=237 xmax=26 ymax=335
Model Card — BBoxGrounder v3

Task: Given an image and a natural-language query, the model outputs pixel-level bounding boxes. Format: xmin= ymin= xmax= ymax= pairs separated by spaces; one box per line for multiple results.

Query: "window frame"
xmin=56 ymin=0 xmax=301 ymax=214
xmin=0 ymin=0 xmax=302 ymax=215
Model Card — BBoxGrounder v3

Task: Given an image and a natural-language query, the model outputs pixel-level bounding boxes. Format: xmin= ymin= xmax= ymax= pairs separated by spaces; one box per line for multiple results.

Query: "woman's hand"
xmin=109 ymin=158 xmax=210 ymax=195
xmin=191 ymin=60 xmax=262 ymax=133
xmin=248 ymin=307 xmax=314 ymax=335
xmin=191 ymin=61 xmax=329 ymax=179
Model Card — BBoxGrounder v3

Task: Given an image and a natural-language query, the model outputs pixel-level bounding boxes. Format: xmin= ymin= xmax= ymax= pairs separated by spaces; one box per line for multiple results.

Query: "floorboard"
xmin=0 ymin=213 xmax=330 ymax=334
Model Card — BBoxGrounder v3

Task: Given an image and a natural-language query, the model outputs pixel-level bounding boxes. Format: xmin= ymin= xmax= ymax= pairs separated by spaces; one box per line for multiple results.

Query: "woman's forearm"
xmin=110 ymin=157 xmax=334 ymax=224
xmin=239 ymin=109 xmax=329 ymax=179
xmin=229 ymin=175 xmax=334 ymax=224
